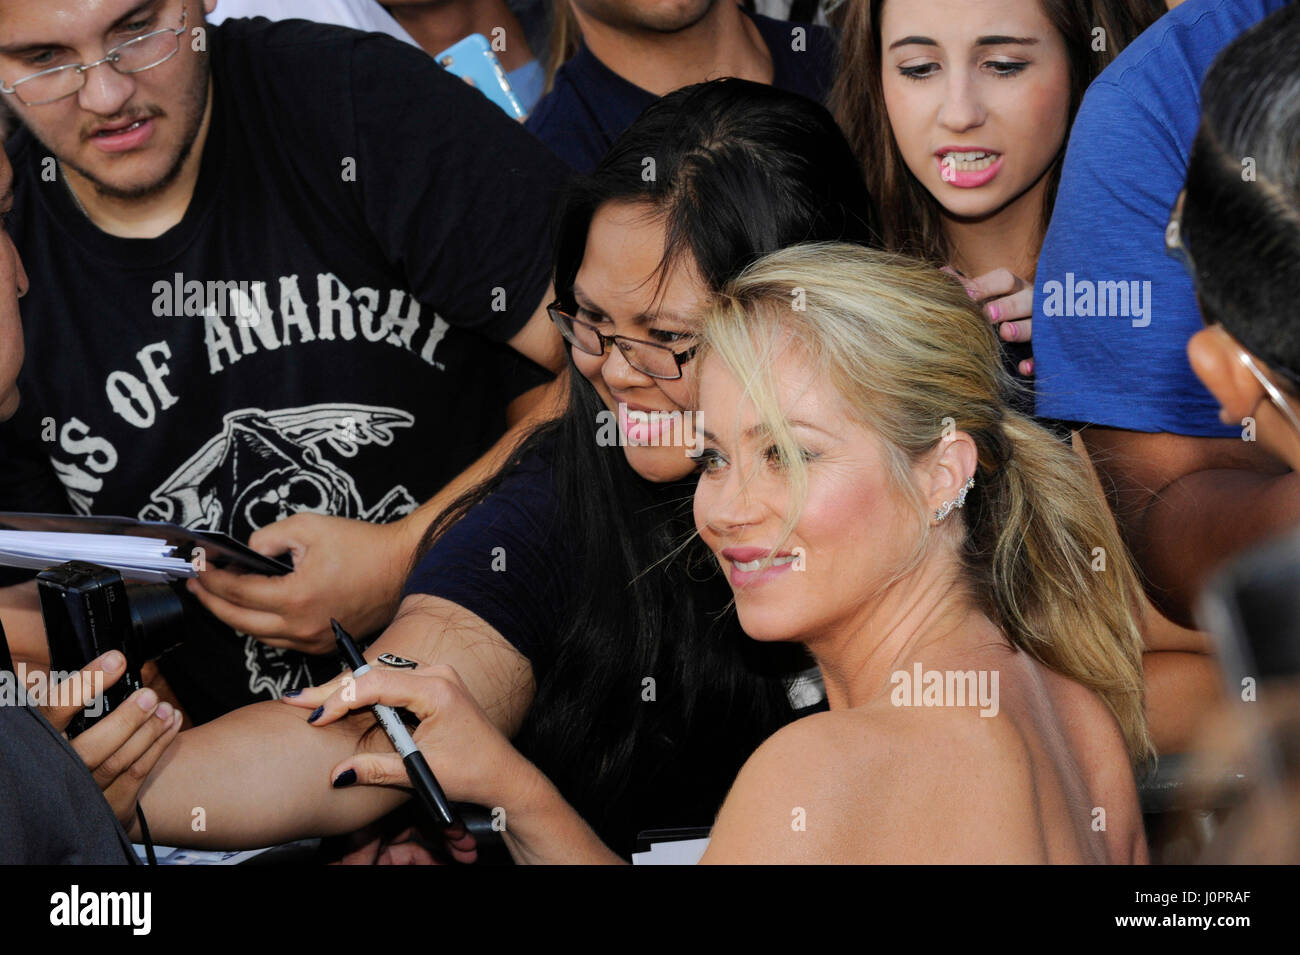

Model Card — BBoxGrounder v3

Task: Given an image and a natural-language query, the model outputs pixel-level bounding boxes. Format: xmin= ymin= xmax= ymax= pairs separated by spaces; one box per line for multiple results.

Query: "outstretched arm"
xmin=133 ymin=593 xmax=534 ymax=848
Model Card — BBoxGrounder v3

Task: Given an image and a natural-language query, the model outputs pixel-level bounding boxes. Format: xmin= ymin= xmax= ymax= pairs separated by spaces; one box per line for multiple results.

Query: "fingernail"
xmin=308 ymin=705 xmax=324 ymax=723
xmin=136 ymin=689 xmax=158 ymax=711
xmin=1005 ymin=322 xmax=1018 ymax=341
xmin=155 ymin=702 xmax=173 ymax=722
xmin=332 ymin=769 xmax=357 ymax=788
xmin=102 ymin=651 xmax=125 ymax=674
xmin=283 ymin=689 xmax=302 ymax=698
xmin=987 ymin=303 xmax=1000 ymax=322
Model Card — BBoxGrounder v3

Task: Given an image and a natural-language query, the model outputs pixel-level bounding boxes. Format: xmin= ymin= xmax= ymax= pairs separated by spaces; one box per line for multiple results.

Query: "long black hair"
xmin=1183 ymin=0 xmax=1300 ymax=382
xmin=414 ymin=79 xmax=879 ymax=852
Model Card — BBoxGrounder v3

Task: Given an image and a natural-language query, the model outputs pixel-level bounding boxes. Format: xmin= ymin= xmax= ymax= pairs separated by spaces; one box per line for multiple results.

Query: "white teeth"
xmin=733 ymin=554 xmax=798 ymax=572
xmin=942 ymin=150 xmax=998 ymax=172
xmin=99 ymin=120 xmax=144 ymax=137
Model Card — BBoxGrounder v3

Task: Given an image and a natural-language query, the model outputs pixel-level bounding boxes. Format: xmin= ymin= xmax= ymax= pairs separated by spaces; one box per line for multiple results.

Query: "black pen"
xmin=330 ymin=619 xmax=466 ymax=838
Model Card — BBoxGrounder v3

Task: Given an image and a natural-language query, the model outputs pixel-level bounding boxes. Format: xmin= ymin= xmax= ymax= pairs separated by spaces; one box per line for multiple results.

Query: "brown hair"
xmin=544 ymin=0 xmax=581 ymax=94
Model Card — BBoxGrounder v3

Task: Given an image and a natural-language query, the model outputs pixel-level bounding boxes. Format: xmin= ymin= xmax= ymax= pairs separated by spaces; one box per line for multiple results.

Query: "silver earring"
xmin=934 ymin=476 xmax=975 ymax=524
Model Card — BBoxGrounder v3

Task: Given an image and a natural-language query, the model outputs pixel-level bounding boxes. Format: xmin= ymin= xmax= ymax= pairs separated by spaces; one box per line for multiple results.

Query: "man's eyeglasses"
xmin=1165 ymin=187 xmax=1194 ymax=278
xmin=1231 ymin=336 xmax=1300 ymax=443
xmin=0 ymin=6 xmax=189 ymax=107
xmin=548 ymin=302 xmax=698 ymax=381
xmin=1172 ymin=190 xmax=1300 ymax=428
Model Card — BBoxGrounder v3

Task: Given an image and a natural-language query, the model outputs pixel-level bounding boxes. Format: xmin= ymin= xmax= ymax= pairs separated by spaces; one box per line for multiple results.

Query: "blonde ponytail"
xmin=700 ymin=243 xmax=1154 ymax=766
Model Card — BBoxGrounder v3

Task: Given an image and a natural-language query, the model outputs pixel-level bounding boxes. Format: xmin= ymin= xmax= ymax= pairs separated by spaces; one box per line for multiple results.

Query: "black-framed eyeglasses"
xmin=548 ymin=301 xmax=699 ymax=381
xmin=0 ymin=6 xmax=189 ymax=107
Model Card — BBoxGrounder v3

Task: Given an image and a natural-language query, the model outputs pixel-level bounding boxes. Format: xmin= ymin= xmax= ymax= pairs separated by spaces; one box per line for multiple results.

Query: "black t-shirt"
xmin=0 ymin=18 xmax=569 ymax=722
xmin=404 ymin=443 xmax=808 ymax=857
xmin=525 ymin=11 xmax=836 ymax=173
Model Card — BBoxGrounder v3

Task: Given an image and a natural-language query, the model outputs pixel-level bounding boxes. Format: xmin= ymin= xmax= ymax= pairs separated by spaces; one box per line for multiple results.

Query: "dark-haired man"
xmin=0 ymin=0 xmax=570 ymax=722
xmin=528 ymin=0 xmax=833 ymax=172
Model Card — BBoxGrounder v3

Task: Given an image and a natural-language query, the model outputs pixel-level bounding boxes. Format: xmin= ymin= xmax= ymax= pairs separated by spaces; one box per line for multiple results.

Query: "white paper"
xmin=0 ymin=530 xmax=196 ymax=581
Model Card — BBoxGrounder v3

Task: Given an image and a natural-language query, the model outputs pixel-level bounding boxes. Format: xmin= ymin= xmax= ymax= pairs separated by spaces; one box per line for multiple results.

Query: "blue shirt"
xmin=526 ymin=12 xmax=833 ymax=172
xmin=1032 ymin=0 xmax=1289 ymax=436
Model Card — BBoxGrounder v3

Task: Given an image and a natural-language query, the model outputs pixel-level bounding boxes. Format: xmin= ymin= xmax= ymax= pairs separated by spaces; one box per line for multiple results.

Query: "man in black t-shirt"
xmin=0 ymin=1 xmax=569 ymax=721
xmin=527 ymin=0 xmax=834 ymax=172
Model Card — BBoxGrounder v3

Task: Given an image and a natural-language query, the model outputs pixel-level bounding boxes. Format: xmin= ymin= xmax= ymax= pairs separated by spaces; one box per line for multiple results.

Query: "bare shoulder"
xmin=702 ymin=703 xmax=1040 ymax=864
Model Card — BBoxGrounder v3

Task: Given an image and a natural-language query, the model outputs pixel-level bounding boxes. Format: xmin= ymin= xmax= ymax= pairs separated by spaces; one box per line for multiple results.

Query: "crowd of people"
xmin=0 ymin=0 xmax=1296 ymax=865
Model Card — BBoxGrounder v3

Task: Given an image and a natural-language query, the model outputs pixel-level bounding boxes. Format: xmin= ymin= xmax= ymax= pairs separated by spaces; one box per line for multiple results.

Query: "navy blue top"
xmin=525 ymin=12 xmax=834 ymax=172
xmin=403 ymin=451 xmax=563 ymax=666
xmin=1031 ymin=0 xmax=1289 ymax=435
xmin=403 ymin=443 xmax=812 ymax=857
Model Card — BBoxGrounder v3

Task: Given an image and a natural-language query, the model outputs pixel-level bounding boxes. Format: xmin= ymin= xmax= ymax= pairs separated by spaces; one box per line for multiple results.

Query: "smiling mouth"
xmin=939 ymin=149 xmax=1001 ymax=172
xmin=730 ymin=554 xmax=799 ymax=572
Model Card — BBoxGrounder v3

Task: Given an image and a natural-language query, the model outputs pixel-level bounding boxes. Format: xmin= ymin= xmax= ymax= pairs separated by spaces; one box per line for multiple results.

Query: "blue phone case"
xmin=434 ymin=33 xmax=526 ymax=121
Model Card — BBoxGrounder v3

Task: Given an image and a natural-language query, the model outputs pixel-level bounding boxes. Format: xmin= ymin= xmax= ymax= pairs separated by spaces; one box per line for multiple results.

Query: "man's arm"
xmin=1082 ymin=426 xmax=1297 ymax=626
xmin=187 ymin=317 xmax=569 ymax=652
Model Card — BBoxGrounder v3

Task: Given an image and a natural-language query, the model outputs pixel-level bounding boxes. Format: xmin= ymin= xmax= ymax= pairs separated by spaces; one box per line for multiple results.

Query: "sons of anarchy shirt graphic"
xmin=0 ymin=18 xmax=567 ymax=721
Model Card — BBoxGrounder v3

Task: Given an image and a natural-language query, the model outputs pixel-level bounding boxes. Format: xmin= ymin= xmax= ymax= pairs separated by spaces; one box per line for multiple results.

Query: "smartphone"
xmin=434 ymin=33 xmax=526 ymax=121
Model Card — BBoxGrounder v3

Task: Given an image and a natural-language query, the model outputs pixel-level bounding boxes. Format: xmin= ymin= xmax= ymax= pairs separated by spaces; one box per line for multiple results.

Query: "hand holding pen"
xmin=283 ymin=621 xmax=536 ymax=862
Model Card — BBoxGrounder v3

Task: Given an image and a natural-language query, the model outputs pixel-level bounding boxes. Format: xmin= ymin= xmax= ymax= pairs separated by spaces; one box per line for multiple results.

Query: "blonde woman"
xmin=294 ymin=243 xmax=1153 ymax=863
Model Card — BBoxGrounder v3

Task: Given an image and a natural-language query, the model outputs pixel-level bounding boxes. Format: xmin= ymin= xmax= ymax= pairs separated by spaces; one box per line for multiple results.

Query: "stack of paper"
xmin=0 ymin=531 xmax=197 ymax=582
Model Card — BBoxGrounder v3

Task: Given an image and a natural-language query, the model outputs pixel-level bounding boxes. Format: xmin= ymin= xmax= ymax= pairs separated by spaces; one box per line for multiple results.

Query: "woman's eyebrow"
xmin=888 ymin=35 xmax=938 ymax=51
xmin=572 ymin=287 xmax=689 ymax=327
xmin=975 ymin=35 xmax=1039 ymax=47
xmin=571 ymin=285 xmax=602 ymax=312
xmin=887 ymin=34 xmax=1039 ymax=51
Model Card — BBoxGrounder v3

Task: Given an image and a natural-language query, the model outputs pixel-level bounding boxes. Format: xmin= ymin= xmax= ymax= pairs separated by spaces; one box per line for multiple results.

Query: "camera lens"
xmin=126 ymin=583 xmax=187 ymax=662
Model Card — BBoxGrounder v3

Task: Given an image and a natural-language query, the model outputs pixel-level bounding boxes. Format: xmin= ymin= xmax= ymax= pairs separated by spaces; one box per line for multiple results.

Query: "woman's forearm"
xmin=498 ymin=759 xmax=626 ymax=865
xmin=134 ymin=699 xmax=407 ymax=848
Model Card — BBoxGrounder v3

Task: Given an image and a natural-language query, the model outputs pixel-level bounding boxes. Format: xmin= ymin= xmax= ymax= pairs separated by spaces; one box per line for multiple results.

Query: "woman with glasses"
xmin=300 ymin=243 xmax=1154 ymax=863
xmin=128 ymin=78 xmax=878 ymax=860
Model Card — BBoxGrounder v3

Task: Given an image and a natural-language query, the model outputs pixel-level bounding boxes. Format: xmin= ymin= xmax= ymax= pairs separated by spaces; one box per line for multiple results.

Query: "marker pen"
xmin=331 ymin=619 xmax=466 ymax=838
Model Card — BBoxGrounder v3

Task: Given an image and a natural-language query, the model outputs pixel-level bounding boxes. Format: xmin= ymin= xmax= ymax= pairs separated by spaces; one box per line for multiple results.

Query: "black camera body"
xmin=38 ymin=561 xmax=186 ymax=736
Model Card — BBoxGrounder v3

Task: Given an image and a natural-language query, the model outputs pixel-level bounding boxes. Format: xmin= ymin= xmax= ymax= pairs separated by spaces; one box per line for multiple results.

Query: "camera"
xmin=37 ymin=561 xmax=187 ymax=737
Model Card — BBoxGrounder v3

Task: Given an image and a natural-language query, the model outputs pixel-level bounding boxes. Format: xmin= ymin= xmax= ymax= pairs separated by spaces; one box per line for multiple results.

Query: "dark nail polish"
xmin=283 ymin=689 xmax=302 ymax=698
xmin=308 ymin=705 xmax=324 ymax=723
xmin=332 ymin=769 xmax=357 ymax=788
